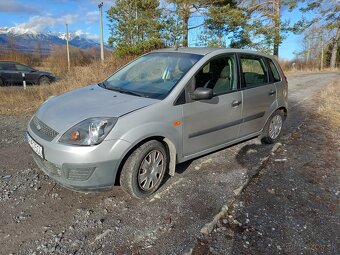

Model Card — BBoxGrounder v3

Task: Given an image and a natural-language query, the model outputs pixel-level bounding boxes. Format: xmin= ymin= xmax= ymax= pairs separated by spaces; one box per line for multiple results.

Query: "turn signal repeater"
xmin=172 ymin=120 xmax=181 ymax=127
xmin=72 ymin=131 xmax=80 ymax=141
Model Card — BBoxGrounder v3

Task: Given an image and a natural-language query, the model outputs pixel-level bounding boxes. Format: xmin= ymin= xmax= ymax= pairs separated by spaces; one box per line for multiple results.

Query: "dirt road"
xmin=0 ymin=72 xmax=339 ymax=254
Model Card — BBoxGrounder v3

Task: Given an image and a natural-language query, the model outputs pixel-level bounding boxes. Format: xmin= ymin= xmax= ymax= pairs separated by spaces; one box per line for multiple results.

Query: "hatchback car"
xmin=27 ymin=48 xmax=288 ymax=198
xmin=0 ymin=61 xmax=56 ymax=85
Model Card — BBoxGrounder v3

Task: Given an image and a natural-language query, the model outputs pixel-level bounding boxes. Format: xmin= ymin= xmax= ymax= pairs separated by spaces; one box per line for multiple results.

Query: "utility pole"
xmin=320 ymin=34 xmax=324 ymax=71
xmin=98 ymin=2 xmax=104 ymax=62
xmin=66 ymin=23 xmax=70 ymax=71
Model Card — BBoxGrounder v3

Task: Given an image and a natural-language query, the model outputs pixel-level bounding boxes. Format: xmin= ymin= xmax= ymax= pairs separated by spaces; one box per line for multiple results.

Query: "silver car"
xmin=27 ymin=48 xmax=288 ymax=198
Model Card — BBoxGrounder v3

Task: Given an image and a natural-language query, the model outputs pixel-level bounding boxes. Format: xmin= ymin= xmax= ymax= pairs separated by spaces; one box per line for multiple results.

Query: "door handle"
xmin=231 ymin=100 xmax=242 ymax=107
xmin=269 ymin=90 xmax=276 ymax=96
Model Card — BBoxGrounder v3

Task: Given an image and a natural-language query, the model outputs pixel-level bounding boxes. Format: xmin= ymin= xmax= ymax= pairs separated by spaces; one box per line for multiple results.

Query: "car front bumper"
xmin=27 ymin=124 xmax=132 ymax=192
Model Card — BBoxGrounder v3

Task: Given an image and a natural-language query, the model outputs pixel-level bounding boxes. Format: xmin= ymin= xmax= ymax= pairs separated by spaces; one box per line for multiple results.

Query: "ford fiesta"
xmin=27 ymin=48 xmax=288 ymax=198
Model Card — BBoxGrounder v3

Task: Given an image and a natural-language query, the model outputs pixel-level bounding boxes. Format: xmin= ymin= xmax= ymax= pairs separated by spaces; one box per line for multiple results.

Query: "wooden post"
xmin=66 ymin=23 xmax=71 ymax=72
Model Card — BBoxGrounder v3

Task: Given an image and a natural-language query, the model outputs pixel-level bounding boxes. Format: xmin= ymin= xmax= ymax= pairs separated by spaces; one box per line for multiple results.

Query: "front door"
xmin=182 ymin=54 xmax=242 ymax=156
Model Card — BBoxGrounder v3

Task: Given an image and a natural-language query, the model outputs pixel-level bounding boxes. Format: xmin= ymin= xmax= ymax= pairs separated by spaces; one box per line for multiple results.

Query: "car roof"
xmin=153 ymin=47 xmax=274 ymax=59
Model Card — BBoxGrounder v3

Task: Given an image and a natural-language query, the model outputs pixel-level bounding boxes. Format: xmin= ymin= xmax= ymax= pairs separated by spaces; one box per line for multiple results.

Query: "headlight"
xmin=59 ymin=117 xmax=117 ymax=146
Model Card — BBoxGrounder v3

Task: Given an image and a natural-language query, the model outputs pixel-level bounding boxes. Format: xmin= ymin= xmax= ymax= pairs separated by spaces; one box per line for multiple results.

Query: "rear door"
xmin=238 ymin=54 xmax=277 ymax=137
xmin=182 ymin=54 xmax=242 ymax=156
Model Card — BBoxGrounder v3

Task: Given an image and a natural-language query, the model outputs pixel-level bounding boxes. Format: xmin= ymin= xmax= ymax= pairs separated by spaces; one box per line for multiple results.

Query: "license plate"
xmin=27 ymin=133 xmax=44 ymax=159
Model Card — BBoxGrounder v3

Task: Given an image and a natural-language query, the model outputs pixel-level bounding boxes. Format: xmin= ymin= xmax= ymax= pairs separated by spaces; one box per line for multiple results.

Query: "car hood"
xmin=36 ymin=84 xmax=159 ymax=133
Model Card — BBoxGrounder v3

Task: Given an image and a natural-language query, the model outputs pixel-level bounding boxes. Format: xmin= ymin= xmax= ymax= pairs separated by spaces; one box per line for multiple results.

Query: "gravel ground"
xmin=0 ymin=72 xmax=339 ymax=254
xmin=193 ymin=80 xmax=340 ymax=255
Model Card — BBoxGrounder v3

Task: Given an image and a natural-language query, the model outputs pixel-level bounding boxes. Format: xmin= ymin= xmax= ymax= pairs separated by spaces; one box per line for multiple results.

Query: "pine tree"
xmin=107 ymin=0 xmax=164 ymax=56
xmin=205 ymin=0 xmax=300 ymax=57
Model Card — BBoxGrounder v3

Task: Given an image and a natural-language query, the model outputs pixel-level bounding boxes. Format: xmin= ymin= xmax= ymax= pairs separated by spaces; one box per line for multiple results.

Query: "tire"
xmin=0 ymin=78 xmax=4 ymax=86
xmin=120 ymin=140 xmax=168 ymax=199
xmin=39 ymin=76 xmax=50 ymax=85
xmin=260 ymin=110 xmax=284 ymax=144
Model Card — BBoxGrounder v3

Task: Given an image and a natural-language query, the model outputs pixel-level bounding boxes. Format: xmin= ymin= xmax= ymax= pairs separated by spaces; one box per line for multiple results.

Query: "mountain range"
xmin=0 ymin=27 xmax=105 ymax=54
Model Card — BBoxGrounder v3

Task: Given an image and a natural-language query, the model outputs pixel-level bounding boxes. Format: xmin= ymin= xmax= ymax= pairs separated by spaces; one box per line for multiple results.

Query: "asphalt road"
xmin=0 ymin=72 xmax=339 ymax=254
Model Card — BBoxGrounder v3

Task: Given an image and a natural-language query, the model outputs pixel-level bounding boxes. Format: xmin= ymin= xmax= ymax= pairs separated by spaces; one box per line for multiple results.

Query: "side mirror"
xmin=190 ymin=87 xmax=213 ymax=101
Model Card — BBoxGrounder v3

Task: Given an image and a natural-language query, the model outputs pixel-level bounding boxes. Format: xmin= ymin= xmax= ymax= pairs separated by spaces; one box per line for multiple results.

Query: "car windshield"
xmin=103 ymin=52 xmax=202 ymax=99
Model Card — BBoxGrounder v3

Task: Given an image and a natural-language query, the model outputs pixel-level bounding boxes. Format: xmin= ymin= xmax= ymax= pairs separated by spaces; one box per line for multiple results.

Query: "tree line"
xmin=107 ymin=0 xmax=339 ymax=68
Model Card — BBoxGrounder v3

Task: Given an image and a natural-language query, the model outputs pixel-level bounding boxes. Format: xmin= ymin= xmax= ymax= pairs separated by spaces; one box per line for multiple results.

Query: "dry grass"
xmin=0 ymin=55 xmax=134 ymax=116
xmin=317 ymin=80 xmax=340 ymax=129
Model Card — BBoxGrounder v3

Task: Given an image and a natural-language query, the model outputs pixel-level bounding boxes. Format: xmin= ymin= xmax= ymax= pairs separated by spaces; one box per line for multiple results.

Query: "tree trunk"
xmin=273 ymin=0 xmax=281 ymax=57
xmin=330 ymin=28 xmax=339 ymax=70
xmin=182 ymin=1 xmax=190 ymax=47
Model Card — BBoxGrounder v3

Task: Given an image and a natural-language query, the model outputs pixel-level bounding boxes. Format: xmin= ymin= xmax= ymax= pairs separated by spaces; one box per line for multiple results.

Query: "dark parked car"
xmin=0 ymin=61 xmax=56 ymax=86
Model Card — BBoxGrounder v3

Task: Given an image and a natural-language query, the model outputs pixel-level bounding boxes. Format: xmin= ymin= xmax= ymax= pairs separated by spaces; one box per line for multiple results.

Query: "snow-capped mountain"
xmin=0 ymin=27 xmax=103 ymax=54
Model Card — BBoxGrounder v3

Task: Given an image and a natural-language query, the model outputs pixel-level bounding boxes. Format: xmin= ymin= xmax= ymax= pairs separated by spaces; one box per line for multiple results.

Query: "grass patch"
xmin=0 ymin=56 xmax=133 ymax=116
xmin=317 ymin=80 xmax=340 ymax=129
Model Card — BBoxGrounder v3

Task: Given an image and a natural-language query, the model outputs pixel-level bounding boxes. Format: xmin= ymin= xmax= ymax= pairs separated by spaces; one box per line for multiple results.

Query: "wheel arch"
xmin=114 ymin=136 xmax=177 ymax=185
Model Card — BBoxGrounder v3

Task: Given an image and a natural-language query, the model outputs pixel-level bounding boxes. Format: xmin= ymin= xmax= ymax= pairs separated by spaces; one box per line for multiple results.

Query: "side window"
xmin=4 ymin=63 xmax=16 ymax=71
xmin=194 ymin=55 xmax=237 ymax=96
xmin=15 ymin=64 xmax=32 ymax=72
xmin=268 ymin=59 xmax=281 ymax=82
xmin=240 ymin=55 xmax=268 ymax=88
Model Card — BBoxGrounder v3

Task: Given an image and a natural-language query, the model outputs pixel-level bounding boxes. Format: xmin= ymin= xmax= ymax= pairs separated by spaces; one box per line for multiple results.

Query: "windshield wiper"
xmin=97 ymin=81 xmax=106 ymax=88
xmin=107 ymin=87 xmax=145 ymax=97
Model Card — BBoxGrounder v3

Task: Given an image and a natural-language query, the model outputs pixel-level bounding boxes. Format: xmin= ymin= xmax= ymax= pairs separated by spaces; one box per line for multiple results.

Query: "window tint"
xmin=194 ymin=54 xmax=237 ymax=96
xmin=240 ymin=56 xmax=268 ymax=87
xmin=15 ymin=64 xmax=32 ymax=72
xmin=2 ymin=63 xmax=16 ymax=71
xmin=268 ymin=59 xmax=281 ymax=82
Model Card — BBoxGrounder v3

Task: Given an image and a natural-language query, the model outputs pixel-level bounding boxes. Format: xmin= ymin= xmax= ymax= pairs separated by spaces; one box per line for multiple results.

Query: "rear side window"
xmin=268 ymin=59 xmax=281 ymax=82
xmin=240 ymin=55 xmax=268 ymax=88
xmin=2 ymin=63 xmax=16 ymax=71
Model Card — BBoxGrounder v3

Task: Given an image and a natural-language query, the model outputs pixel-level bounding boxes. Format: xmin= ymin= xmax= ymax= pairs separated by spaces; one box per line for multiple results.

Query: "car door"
xmin=238 ymin=54 xmax=277 ymax=137
xmin=1 ymin=62 xmax=18 ymax=84
xmin=15 ymin=64 xmax=37 ymax=84
xmin=182 ymin=54 xmax=242 ymax=156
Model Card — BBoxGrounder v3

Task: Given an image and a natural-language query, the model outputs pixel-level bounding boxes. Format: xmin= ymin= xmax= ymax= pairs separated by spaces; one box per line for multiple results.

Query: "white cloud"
xmin=12 ymin=14 xmax=79 ymax=34
xmin=73 ymin=29 xmax=99 ymax=40
xmin=0 ymin=1 xmax=40 ymax=14
xmin=84 ymin=10 xmax=99 ymax=24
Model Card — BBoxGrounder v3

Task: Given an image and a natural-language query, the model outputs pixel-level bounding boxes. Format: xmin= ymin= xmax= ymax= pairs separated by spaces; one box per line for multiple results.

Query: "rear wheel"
xmin=39 ymin=76 xmax=50 ymax=85
xmin=260 ymin=110 xmax=284 ymax=144
xmin=120 ymin=140 xmax=168 ymax=199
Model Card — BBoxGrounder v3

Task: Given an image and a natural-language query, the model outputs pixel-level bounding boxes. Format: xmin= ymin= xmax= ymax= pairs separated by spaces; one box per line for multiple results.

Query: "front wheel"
xmin=39 ymin=76 xmax=50 ymax=85
xmin=120 ymin=140 xmax=168 ymax=199
xmin=260 ymin=110 xmax=284 ymax=144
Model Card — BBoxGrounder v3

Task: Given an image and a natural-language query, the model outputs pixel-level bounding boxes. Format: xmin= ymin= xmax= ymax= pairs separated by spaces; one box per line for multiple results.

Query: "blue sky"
xmin=0 ymin=0 xmax=311 ymax=60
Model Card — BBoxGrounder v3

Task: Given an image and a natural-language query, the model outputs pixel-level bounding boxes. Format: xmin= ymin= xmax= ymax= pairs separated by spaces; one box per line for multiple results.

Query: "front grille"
xmin=32 ymin=153 xmax=62 ymax=177
xmin=64 ymin=167 xmax=96 ymax=181
xmin=30 ymin=116 xmax=59 ymax=142
xmin=33 ymin=152 xmax=96 ymax=181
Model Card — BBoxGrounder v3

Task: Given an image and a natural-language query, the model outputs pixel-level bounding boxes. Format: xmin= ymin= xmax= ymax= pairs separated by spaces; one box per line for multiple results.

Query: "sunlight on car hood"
xmin=35 ymin=84 xmax=159 ymax=133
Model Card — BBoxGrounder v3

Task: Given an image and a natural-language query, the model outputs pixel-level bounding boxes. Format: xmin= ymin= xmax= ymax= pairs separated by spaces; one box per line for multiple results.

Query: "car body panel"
xmin=182 ymin=91 xmax=242 ymax=156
